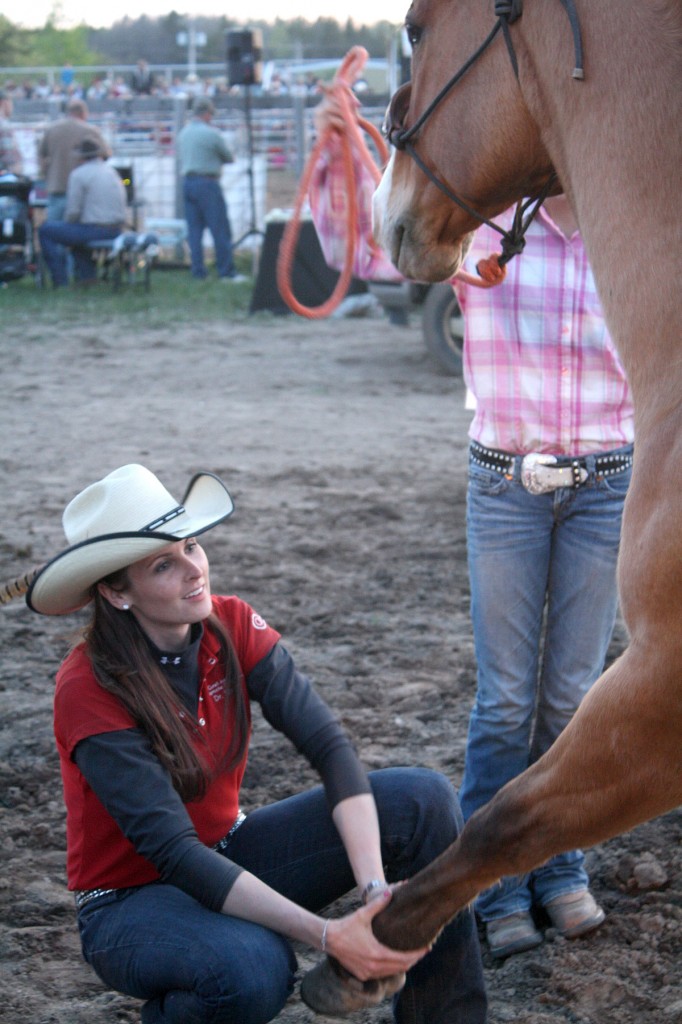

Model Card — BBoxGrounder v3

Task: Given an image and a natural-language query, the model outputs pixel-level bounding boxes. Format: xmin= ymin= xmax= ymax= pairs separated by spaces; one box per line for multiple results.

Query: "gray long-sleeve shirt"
xmin=65 ymin=159 xmax=126 ymax=225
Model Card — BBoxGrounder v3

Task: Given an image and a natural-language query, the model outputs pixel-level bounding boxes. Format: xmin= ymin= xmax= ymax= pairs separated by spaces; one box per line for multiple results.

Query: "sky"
xmin=15 ymin=0 xmax=405 ymax=30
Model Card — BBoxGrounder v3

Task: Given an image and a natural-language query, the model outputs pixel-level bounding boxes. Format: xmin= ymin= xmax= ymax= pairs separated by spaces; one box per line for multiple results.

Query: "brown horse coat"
xmin=302 ymin=13 xmax=682 ymax=1007
xmin=367 ymin=0 xmax=682 ymax=952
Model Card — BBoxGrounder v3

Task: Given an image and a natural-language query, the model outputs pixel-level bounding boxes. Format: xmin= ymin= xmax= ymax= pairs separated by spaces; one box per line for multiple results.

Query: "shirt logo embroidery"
xmin=207 ymin=678 xmax=226 ymax=702
xmin=252 ymin=613 xmax=267 ymax=630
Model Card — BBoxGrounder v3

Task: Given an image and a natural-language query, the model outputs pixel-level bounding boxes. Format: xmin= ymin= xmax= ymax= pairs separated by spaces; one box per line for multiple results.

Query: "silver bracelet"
xmin=361 ymin=879 xmax=386 ymax=905
xmin=321 ymin=917 xmax=331 ymax=953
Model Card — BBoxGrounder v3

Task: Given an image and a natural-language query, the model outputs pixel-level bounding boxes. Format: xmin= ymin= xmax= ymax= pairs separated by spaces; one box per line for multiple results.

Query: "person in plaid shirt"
xmin=311 ymin=93 xmax=633 ymax=962
xmin=456 ymin=195 xmax=633 ymax=959
xmin=0 ymin=90 xmax=23 ymax=175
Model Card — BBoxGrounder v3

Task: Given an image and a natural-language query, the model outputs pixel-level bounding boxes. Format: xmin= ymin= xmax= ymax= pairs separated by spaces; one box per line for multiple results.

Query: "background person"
xmin=177 ymin=97 xmax=244 ymax=282
xmin=131 ymin=59 xmax=155 ymax=95
xmin=37 ymin=98 xmax=110 ymax=225
xmin=25 ymin=463 xmax=487 ymax=1024
xmin=38 ymin=138 xmax=126 ymax=287
xmin=0 ymin=89 xmax=23 ymax=174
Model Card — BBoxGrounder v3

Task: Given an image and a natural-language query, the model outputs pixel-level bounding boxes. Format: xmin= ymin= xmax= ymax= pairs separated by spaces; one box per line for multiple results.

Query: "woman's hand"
xmin=323 ymin=888 xmax=430 ymax=981
xmin=314 ymin=86 xmax=360 ymax=135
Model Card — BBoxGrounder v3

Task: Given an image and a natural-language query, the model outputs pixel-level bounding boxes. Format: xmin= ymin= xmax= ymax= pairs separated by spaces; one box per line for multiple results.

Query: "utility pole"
xmin=176 ymin=20 xmax=207 ymax=77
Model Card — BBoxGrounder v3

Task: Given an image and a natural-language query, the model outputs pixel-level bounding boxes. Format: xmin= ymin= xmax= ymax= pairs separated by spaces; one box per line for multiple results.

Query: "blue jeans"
xmin=459 ymin=450 xmax=632 ymax=920
xmin=77 ymin=768 xmax=486 ymax=1024
xmin=39 ymin=220 xmax=120 ymax=285
xmin=46 ymin=193 xmax=68 ymax=222
xmin=44 ymin=194 xmax=71 ymax=280
xmin=182 ymin=175 xmax=235 ymax=279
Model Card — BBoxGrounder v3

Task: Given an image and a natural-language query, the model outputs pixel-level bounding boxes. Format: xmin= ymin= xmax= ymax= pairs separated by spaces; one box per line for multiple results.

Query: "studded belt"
xmin=75 ymin=886 xmax=117 ymax=910
xmin=469 ymin=440 xmax=633 ymax=495
xmin=214 ymin=810 xmax=247 ymax=854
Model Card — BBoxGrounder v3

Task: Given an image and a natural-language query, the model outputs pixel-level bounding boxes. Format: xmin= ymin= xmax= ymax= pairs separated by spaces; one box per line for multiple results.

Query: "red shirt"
xmin=54 ymin=595 xmax=279 ymax=890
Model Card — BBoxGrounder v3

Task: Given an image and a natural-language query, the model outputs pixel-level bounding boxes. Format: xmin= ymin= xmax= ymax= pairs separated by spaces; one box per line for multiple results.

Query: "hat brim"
xmin=27 ymin=471 xmax=233 ymax=616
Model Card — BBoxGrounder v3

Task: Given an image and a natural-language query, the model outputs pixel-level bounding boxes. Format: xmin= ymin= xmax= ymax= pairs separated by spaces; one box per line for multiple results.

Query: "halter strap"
xmin=393 ymin=21 xmax=504 ymax=149
xmin=405 ymin=141 xmax=557 ymax=265
xmin=388 ymin=0 xmax=584 ymax=269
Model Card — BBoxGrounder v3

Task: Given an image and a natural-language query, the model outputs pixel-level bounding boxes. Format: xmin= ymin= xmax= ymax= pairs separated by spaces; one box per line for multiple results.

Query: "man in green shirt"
xmin=177 ymin=98 xmax=244 ymax=282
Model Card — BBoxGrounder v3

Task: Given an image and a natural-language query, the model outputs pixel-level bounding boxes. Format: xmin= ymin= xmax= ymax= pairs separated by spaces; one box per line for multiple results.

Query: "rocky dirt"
xmin=0 ymin=311 xmax=679 ymax=1024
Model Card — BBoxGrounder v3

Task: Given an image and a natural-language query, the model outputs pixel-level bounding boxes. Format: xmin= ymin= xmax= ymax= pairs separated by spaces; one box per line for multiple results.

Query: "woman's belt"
xmin=469 ymin=440 xmax=633 ymax=495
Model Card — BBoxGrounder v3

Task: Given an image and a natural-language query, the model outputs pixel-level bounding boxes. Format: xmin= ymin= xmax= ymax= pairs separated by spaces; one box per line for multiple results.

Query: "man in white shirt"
xmin=39 ymin=138 xmax=126 ymax=287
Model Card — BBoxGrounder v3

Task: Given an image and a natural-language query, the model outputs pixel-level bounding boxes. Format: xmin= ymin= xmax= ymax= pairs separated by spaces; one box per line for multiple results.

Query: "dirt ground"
xmin=0 ymin=311 xmax=680 ymax=1024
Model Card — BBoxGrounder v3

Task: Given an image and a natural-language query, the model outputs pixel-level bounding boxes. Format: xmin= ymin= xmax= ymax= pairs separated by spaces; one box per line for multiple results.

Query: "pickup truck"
xmin=368 ymin=279 xmax=464 ymax=377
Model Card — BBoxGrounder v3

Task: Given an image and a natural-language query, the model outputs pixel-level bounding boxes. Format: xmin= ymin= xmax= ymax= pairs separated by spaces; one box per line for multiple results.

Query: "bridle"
xmin=385 ymin=0 xmax=585 ymax=268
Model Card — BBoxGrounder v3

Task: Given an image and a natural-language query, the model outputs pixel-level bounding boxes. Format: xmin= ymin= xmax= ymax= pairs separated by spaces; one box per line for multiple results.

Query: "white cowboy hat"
xmin=27 ymin=464 xmax=234 ymax=616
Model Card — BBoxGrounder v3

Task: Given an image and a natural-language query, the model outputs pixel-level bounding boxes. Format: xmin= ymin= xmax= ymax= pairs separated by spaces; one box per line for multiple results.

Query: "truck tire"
xmin=421 ymin=283 xmax=464 ymax=376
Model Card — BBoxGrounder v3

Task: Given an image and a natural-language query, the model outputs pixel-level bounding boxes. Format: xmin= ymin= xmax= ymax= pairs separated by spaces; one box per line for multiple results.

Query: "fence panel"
xmin=11 ymin=96 xmax=389 ymax=244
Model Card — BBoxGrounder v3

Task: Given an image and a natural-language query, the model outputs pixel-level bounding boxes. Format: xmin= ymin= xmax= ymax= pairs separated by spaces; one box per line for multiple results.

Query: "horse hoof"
xmin=300 ymin=956 xmax=406 ymax=1017
xmin=380 ymin=971 xmax=407 ymax=997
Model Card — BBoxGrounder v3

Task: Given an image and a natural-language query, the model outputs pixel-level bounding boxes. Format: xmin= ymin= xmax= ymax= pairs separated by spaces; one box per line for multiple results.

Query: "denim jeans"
xmin=39 ymin=220 xmax=120 ymax=285
xmin=459 ymin=451 xmax=632 ymax=920
xmin=77 ymin=767 xmax=486 ymax=1024
xmin=182 ymin=175 xmax=235 ymax=279
xmin=46 ymin=193 xmax=68 ymax=222
xmin=42 ymin=194 xmax=72 ymax=282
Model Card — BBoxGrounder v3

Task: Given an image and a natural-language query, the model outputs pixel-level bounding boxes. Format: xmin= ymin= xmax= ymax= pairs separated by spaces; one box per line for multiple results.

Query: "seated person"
xmin=24 ymin=463 xmax=488 ymax=1024
xmin=39 ymin=138 xmax=126 ymax=287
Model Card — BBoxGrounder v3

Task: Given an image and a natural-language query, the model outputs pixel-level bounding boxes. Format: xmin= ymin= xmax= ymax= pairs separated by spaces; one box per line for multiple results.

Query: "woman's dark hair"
xmin=83 ymin=568 xmax=248 ymax=802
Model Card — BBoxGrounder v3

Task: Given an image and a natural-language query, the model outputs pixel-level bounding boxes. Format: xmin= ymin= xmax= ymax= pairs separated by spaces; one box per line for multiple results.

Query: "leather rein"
xmin=385 ymin=0 xmax=585 ymax=268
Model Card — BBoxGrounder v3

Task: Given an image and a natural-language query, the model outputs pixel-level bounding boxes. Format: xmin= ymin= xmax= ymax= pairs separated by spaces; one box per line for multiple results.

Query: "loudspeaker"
xmin=226 ymin=29 xmax=263 ymax=87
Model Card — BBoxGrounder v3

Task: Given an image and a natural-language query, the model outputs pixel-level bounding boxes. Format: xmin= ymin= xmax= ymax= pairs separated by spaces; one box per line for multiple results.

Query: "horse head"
xmin=373 ymin=0 xmax=557 ymax=281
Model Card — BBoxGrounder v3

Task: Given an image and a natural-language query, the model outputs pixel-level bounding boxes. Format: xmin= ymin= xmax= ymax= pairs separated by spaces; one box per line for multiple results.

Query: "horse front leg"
xmin=300 ymin=826 xmax=494 ymax=1015
xmin=378 ymin=640 xmax=682 ymax=952
xmin=301 ymin=644 xmax=682 ymax=1015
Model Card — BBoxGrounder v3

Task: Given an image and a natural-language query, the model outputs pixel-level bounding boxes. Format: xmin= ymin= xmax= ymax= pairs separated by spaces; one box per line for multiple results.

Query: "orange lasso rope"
xmin=276 ymin=47 xmax=504 ymax=320
xmin=276 ymin=47 xmax=391 ymax=320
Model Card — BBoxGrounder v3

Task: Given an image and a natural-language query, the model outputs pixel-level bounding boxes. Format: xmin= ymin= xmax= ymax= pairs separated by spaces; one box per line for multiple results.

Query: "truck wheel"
xmin=421 ymin=283 xmax=464 ymax=376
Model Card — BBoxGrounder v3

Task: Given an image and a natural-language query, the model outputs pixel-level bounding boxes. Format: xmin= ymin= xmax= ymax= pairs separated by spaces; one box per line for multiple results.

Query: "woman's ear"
xmin=97 ymin=581 xmax=131 ymax=611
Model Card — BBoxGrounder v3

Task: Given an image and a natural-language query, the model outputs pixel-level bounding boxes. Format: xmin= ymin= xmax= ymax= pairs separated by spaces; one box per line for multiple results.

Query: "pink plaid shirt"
xmin=456 ymin=207 xmax=634 ymax=455
xmin=308 ymin=139 xmax=633 ymax=456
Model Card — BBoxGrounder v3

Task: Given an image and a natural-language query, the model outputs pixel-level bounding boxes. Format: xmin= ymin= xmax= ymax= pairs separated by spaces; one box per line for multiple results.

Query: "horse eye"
xmin=405 ymin=22 xmax=422 ymax=47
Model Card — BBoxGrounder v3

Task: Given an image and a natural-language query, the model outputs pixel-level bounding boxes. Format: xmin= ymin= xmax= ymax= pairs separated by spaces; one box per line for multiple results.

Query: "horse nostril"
xmin=387 ymin=124 xmax=407 ymax=150
xmin=384 ymin=84 xmax=411 ymax=150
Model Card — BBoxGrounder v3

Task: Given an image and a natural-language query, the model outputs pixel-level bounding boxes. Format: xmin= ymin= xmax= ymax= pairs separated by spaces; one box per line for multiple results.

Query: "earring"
xmin=122 ymin=603 xmax=130 ymax=611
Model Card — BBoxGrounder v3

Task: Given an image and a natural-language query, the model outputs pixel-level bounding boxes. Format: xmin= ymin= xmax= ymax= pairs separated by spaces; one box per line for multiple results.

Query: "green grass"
xmin=0 ymin=254 xmax=257 ymax=328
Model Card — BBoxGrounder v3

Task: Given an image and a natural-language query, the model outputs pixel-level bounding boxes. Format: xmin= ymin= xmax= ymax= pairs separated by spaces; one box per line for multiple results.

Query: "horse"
xmin=301 ymin=0 xmax=682 ymax=1014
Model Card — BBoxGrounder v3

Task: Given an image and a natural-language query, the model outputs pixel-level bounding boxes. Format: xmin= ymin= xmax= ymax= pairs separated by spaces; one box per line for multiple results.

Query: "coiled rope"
xmin=276 ymin=46 xmax=505 ymax=321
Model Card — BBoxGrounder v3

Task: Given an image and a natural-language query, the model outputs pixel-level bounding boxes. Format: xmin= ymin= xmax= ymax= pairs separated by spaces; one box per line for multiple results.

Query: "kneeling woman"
xmin=27 ymin=464 xmax=486 ymax=1024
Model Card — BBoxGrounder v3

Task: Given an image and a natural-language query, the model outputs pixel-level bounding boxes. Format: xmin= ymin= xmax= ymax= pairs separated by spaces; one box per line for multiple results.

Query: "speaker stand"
xmin=232 ymin=84 xmax=264 ymax=262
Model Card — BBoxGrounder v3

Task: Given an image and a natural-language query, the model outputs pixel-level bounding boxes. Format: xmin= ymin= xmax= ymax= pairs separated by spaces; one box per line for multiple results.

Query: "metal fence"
xmin=11 ymin=94 xmax=389 ymax=246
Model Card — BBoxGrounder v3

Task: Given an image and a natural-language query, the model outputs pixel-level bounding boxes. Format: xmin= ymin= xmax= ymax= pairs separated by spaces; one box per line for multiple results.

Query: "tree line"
xmin=0 ymin=12 xmax=400 ymax=69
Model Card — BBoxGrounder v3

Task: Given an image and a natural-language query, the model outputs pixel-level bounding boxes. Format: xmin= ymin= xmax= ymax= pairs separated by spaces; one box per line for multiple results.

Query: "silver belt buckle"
xmin=521 ymin=453 xmax=587 ymax=495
